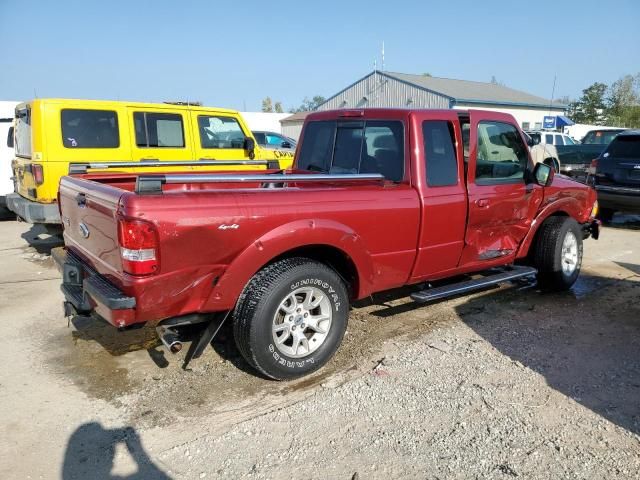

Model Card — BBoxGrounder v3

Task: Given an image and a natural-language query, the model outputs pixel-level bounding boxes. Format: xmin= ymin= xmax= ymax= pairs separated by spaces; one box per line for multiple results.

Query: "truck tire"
xmin=533 ymin=216 xmax=583 ymax=291
xmin=233 ymin=257 xmax=349 ymax=380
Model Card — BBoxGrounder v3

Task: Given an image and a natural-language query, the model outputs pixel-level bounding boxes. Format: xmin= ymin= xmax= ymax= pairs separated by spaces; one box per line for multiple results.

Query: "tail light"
xmin=588 ymin=159 xmax=598 ymax=175
xmin=117 ymin=218 xmax=159 ymax=275
xmin=32 ymin=164 xmax=44 ymax=185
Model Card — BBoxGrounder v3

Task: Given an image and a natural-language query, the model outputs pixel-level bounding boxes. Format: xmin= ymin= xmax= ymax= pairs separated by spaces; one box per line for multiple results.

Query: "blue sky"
xmin=1 ymin=0 xmax=638 ymax=111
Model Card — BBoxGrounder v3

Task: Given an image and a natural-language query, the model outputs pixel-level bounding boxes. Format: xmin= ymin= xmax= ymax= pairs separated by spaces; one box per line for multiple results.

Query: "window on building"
xmin=297 ymin=120 xmax=404 ymax=181
xmin=61 ymin=109 xmax=119 ymax=148
xmin=521 ymin=122 xmax=530 ymax=131
xmin=475 ymin=121 xmax=527 ymax=184
xmin=534 ymin=122 xmax=542 ymax=130
xmin=198 ymin=115 xmax=245 ymax=149
xmin=134 ymin=112 xmax=184 ymax=148
xmin=423 ymin=120 xmax=458 ymax=187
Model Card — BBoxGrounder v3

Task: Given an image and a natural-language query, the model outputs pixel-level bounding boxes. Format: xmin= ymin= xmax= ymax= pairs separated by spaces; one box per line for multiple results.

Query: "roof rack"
xmin=135 ymin=173 xmax=385 ymax=194
xmin=68 ymin=160 xmax=280 ymax=175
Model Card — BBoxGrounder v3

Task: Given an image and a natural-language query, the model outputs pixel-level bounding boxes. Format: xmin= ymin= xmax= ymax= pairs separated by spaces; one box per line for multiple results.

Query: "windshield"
xmin=605 ymin=135 xmax=640 ymax=159
xmin=583 ymin=130 xmax=622 ymax=145
xmin=14 ymin=107 xmax=31 ymax=158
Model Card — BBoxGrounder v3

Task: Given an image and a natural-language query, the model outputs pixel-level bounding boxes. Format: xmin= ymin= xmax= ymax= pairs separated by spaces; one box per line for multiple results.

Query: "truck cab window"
xmin=297 ymin=120 xmax=404 ymax=181
xmin=475 ymin=121 xmax=527 ymax=184
xmin=423 ymin=120 xmax=458 ymax=187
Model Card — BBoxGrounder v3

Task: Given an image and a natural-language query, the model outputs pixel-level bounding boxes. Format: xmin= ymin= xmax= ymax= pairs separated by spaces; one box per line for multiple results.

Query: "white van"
xmin=0 ymin=101 xmax=19 ymax=216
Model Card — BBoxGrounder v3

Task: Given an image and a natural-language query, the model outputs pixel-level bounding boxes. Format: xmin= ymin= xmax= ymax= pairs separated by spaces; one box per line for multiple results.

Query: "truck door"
xmin=127 ymin=107 xmax=194 ymax=162
xmin=459 ymin=111 xmax=543 ymax=268
xmin=410 ymin=111 xmax=468 ymax=281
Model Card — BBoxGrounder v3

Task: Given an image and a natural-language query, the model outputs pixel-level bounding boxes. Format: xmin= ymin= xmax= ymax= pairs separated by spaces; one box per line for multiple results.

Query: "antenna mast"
xmin=382 ymin=41 xmax=385 ymax=71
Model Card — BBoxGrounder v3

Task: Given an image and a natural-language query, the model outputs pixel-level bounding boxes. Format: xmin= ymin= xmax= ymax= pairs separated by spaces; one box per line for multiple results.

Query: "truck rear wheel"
xmin=533 ymin=216 xmax=583 ymax=291
xmin=233 ymin=257 xmax=349 ymax=380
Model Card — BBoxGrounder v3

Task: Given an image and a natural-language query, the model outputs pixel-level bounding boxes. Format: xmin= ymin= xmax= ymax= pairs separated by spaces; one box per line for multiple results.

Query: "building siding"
xmin=317 ymin=71 xmax=451 ymax=110
xmin=281 ymin=122 xmax=304 ymax=141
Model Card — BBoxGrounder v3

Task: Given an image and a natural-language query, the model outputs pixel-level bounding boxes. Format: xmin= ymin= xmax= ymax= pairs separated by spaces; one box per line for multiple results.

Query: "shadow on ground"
xmin=62 ymin=422 xmax=171 ymax=479
xmin=457 ymin=271 xmax=640 ymax=436
xmin=20 ymin=223 xmax=64 ymax=254
xmin=604 ymin=213 xmax=640 ymax=230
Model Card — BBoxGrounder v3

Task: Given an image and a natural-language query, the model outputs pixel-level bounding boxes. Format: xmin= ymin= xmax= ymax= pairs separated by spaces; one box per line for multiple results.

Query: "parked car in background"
xmin=527 ymin=130 xmax=620 ymax=182
xmin=6 ymin=99 xmax=293 ymax=226
xmin=53 ymin=108 xmax=599 ymax=379
xmin=252 ymin=130 xmax=296 ymax=160
xmin=590 ymin=129 xmax=640 ymax=221
xmin=526 ymin=130 xmax=578 ymax=147
xmin=523 ymin=132 xmax=561 ymax=172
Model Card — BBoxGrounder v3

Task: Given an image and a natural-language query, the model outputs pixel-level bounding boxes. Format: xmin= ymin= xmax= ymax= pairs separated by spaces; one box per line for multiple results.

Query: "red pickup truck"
xmin=52 ymin=109 xmax=600 ymax=380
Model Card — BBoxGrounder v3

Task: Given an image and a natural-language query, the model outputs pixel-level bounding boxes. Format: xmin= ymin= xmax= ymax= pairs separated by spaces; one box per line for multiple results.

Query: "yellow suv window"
xmin=61 ymin=109 xmax=119 ymax=148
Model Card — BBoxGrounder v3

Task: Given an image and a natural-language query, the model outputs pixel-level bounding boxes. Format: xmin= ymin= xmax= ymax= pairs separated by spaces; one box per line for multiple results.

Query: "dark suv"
xmin=591 ymin=130 xmax=640 ymax=221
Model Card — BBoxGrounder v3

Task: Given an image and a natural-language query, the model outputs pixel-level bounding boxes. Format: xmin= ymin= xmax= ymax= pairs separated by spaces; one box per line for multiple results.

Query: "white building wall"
xmin=239 ymin=112 xmax=290 ymax=133
xmin=453 ymin=103 xmax=565 ymax=130
xmin=0 ymin=101 xmax=19 ymax=198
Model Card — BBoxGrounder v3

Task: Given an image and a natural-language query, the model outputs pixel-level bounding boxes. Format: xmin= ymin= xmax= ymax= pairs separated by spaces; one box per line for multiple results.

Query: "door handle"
xmin=476 ymin=198 xmax=490 ymax=208
xmin=76 ymin=193 xmax=87 ymax=207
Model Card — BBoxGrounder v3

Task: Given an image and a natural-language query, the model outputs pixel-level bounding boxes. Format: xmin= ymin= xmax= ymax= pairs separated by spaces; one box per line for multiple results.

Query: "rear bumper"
xmin=6 ymin=193 xmax=60 ymax=224
xmin=596 ymin=185 xmax=640 ymax=212
xmin=52 ymin=247 xmax=137 ymax=328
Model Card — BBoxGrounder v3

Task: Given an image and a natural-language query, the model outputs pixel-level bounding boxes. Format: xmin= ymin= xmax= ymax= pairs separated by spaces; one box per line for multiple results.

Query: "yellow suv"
xmin=7 ymin=98 xmax=293 ymax=224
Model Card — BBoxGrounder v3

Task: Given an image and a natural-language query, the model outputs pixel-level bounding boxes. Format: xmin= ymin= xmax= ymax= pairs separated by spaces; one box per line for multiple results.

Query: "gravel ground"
xmin=0 ymin=217 xmax=639 ymax=479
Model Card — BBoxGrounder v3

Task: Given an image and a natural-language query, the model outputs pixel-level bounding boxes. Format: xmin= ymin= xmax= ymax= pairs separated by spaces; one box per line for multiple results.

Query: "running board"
xmin=410 ymin=266 xmax=537 ymax=304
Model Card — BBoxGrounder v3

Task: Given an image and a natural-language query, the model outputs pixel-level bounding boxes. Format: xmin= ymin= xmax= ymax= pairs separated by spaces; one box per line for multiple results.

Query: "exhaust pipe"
xmin=156 ymin=325 xmax=183 ymax=353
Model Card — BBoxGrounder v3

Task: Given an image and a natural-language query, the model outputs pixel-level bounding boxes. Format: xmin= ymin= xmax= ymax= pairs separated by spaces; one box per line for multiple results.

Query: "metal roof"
xmin=374 ymin=71 xmax=565 ymax=109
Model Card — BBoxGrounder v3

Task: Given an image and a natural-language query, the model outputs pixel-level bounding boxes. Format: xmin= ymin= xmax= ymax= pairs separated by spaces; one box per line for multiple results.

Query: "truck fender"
xmin=201 ymin=219 xmax=376 ymax=311
xmin=516 ymin=197 xmax=585 ymax=259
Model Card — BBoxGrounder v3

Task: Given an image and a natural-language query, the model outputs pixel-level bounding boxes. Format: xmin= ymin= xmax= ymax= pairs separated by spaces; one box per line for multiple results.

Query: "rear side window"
xmin=545 ymin=133 xmax=554 ymax=144
xmin=605 ymin=135 xmax=640 ymax=158
xmin=134 ymin=112 xmax=184 ymax=148
xmin=14 ymin=108 xmax=31 ymax=157
xmin=297 ymin=120 xmax=404 ymax=181
xmin=198 ymin=115 xmax=245 ymax=149
xmin=475 ymin=121 xmax=528 ymax=184
xmin=423 ymin=120 xmax=458 ymax=186
xmin=61 ymin=109 xmax=119 ymax=148
xmin=554 ymin=134 xmax=564 ymax=145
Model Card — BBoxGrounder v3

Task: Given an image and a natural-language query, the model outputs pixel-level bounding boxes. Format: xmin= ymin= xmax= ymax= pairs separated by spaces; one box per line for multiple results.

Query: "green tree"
xmin=274 ymin=101 xmax=284 ymax=113
xmin=261 ymin=97 xmax=273 ymax=113
xmin=606 ymin=74 xmax=640 ymax=127
xmin=570 ymin=82 xmax=608 ymax=124
xmin=290 ymin=95 xmax=326 ymax=113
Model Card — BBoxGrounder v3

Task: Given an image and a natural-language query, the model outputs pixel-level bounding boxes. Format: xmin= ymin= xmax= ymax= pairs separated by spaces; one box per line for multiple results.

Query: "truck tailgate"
xmin=59 ymin=176 xmax=124 ymax=278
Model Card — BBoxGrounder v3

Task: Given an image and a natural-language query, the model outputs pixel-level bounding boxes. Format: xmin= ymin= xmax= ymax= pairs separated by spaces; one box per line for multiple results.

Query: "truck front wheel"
xmin=533 ymin=217 xmax=583 ymax=291
xmin=233 ymin=257 xmax=349 ymax=380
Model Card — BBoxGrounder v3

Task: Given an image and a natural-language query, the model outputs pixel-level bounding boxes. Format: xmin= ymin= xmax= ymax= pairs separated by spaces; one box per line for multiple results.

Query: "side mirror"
xmin=526 ymin=136 xmax=535 ymax=147
xmin=6 ymin=126 xmax=14 ymax=148
xmin=244 ymin=137 xmax=256 ymax=159
xmin=281 ymin=141 xmax=292 ymax=149
xmin=533 ymin=162 xmax=554 ymax=187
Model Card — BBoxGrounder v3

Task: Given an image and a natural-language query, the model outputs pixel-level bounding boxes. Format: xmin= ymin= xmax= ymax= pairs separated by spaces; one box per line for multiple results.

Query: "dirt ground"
xmin=0 ymin=217 xmax=639 ymax=479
